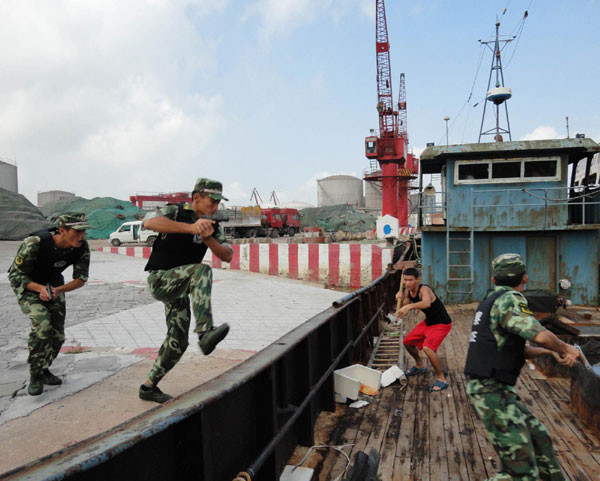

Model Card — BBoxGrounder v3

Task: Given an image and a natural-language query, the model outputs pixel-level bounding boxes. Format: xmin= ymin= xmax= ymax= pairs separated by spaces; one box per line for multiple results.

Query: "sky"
xmin=1 ymin=0 xmax=599 ymax=207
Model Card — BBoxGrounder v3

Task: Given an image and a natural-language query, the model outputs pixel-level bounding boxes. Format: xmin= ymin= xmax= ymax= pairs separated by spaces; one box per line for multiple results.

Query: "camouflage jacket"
xmin=487 ymin=285 xmax=545 ymax=349
xmin=467 ymin=285 xmax=545 ymax=394
xmin=8 ymin=235 xmax=90 ymax=297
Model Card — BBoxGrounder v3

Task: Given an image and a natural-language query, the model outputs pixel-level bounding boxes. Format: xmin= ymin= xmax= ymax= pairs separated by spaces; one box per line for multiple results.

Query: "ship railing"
xmin=470 ymin=184 xmax=600 ymax=228
xmin=417 ymin=190 xmax=447 ymax=227
xmin=1 ymin=270 xmax=402 ymax=481
xmin=417 ymin=185 xmax=600 ymax=228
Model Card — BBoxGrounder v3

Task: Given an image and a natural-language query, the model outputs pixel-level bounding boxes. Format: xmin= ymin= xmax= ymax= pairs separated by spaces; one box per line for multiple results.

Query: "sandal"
xmin=406 ymin=366 xmax=428 ymax=377
xmin=430 ymin=380 xmax=449 ymax=392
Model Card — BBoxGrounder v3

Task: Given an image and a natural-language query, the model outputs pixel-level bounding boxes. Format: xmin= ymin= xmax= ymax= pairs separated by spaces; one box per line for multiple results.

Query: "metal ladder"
xmin=446 ymin=229 xmax=474 ymax=294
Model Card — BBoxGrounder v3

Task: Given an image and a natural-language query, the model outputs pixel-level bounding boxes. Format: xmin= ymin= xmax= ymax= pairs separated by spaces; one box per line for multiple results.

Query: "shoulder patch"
xmin=519 ymin=303 xmax=533 ymax=315
xmin=24 ymin=236 xmax=41 ymax=245
xmin=14 ymin=255 xmax=24 ymax=265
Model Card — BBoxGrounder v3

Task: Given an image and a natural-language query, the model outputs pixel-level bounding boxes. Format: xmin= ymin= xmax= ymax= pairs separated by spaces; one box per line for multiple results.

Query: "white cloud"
xmin=520 ymin=126 xmax=562 ymax=141
xmin=224 ymin=181 xmax=251 ymax=206
xmin=412 ymin=146 xmax=426 ymax=159
xmin=244 ymin=0 xmax=323 ymax=42
xmin=330 ymin=0 xmax=373 ymax=23
xmin=243 ymin=0 xmax=372 ymax=43
xmin=0 ymin=0 xmax=227 ymax=203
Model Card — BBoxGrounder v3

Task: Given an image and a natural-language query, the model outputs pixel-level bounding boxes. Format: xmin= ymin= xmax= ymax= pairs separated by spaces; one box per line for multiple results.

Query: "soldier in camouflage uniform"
xmin=8 ymin=213 xmax=91 ymax=396
xmin=139 ymin=178 xmax=234 ymax=403
xmin=464 ymin=253 xmax=581 ymax=480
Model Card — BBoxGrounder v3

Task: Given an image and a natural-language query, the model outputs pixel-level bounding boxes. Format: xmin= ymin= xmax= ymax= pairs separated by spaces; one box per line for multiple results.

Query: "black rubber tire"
xmin=288 ymin=227 xmax=296 ymax=237
xmin=270 ymin=229 xmax=279 ymax=238
xmin=111 ymin=239 xmax=121 ymax=247
xmin=246 ymin=229 xmax=257 ymax=238
xmin=146 ymin=236 xmax=157 ymax=247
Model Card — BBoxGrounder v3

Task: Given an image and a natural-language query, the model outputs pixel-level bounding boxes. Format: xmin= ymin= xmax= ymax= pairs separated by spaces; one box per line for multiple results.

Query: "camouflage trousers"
xmin=17 ymin=291 xmax=66 ymax=376
xmin=467 ymin=378 xmax=565 ymax=481
xmin=146 ymin=263 xmax=213 ymax=385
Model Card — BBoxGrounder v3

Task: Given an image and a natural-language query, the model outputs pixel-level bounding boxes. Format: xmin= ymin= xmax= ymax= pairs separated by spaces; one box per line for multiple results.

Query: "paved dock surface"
xmin=294 ymin=305 xmax=600 ymax=481
xmin=0 ymin=241 xmax=341 ymax=474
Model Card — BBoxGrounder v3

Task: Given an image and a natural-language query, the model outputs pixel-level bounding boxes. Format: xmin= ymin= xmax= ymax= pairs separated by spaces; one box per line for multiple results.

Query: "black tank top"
xmin=407 ymin=284 xmax=452 ymax=326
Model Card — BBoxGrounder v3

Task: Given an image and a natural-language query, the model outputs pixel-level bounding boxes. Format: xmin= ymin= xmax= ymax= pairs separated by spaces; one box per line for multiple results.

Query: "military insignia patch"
xmin=519 ymin=303 xmax=533 ymax=315
xmin=15 ymin=255 xmax=24 ymax=265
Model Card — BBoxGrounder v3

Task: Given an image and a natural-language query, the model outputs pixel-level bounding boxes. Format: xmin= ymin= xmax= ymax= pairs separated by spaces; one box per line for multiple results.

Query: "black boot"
xmin=28 ymin=374 xmax=43 ymax=396
xmin=41 ymin=369 xmax=62 ymax=385
xmin=198 ymin=324 xmax=230 ymax=355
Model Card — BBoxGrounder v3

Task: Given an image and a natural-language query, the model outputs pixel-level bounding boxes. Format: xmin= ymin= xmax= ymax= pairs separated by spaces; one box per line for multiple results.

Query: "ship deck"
xmin=294 ymin=305 xmax=600 ymax=481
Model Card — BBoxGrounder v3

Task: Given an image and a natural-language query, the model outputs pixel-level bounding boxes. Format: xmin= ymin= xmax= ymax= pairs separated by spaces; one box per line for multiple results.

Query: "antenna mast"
xmin=478 ymin=20 xmax=514 ymax=142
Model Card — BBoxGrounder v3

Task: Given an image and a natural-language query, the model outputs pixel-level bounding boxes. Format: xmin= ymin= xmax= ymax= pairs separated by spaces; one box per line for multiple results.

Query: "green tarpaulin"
xmin=41 ymin=197 xmax=141 ymax=240
xmin=299 ymin=205 xmax=376 ymax=233
xmin=0 ymin=188 xmax=54 ymax=240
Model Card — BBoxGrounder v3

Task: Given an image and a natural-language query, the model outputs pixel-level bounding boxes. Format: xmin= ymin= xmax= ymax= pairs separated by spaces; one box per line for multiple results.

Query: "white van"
xmin=108 ymin=221 xmax=157 ymax=247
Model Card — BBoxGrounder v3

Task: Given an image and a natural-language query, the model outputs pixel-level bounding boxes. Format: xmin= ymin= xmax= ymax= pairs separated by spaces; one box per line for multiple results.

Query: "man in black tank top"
xmin=396 ymin=267 xmax=452 ymax=392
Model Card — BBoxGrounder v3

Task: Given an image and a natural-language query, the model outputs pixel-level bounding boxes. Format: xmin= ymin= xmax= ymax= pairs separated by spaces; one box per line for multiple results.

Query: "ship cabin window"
xmin=454 ymin=156 xmax=561 ymax=185
xmin=524 ymin=160 xmax=558 ymax=178
xmin=458 ymin=163 xmax=488 ymax=180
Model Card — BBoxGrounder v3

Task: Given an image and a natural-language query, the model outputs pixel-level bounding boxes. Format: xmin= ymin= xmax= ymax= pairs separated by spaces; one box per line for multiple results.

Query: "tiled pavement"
xmin=64 ymin=268 xmax=342 ymax=352
xmin=0 ymin=248 xmax=342 ymax=424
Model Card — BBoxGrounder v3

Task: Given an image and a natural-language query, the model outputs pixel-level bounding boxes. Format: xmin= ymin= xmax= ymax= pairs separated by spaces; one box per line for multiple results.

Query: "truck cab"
xmin=261 ymin=209 xmax=284 ymax=238
xmin=108 ymin=221 xmax=157 ymax=247
xmin=279 ymin=209 xmax=301 ymax=236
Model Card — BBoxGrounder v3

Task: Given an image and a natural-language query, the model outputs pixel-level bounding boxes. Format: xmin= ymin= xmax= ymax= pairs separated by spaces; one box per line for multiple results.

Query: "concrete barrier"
xmin=97 ymin=243 xmax=393 ymax=288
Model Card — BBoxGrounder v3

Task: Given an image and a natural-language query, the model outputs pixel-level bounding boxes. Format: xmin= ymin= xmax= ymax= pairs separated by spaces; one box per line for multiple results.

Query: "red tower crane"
xmin=364 ymin=0 xmax=417 ymax=227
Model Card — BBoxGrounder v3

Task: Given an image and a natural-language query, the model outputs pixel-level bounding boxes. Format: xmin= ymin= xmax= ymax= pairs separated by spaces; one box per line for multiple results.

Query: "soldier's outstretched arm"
xmin=524 ymin=346 xmax=553 ymax=359
xmin=532 ymin=330 xmax=579 ymax=367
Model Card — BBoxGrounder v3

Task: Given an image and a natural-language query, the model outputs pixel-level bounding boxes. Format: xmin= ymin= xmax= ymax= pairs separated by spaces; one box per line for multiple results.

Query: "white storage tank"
xmin=364 ymin=180 xmax=382 ymax=211
xmin=0 ymin=159 xmax=18 ymax=193
xmin=38 ymin=190 xmax=76 ymax=207
xmin=317 ymin=175 xmax=364 ymax=207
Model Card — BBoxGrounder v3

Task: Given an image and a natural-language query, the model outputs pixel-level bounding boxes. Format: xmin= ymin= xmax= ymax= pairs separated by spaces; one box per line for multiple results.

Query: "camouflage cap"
xmin=193 ymin=178 xmax=228 ymax=201
xmin=56 ymin=212 xmax=91 ymax=231
xmin=492 ymin=253 xmax=526 ymax=278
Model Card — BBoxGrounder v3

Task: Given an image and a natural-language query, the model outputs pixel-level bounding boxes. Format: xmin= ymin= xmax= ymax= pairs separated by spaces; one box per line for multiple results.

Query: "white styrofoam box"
xmin=333 ymin=364 xmax=382 ymax=401
xmin=335 ymin=393 xmax=347 ymax=404
xmin=280 ymin=465 xmax=314 ymax=481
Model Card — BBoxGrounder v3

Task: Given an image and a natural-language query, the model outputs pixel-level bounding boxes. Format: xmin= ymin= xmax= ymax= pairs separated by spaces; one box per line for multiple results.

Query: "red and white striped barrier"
xmin=97 ymin=243 xmax=393 ymax=288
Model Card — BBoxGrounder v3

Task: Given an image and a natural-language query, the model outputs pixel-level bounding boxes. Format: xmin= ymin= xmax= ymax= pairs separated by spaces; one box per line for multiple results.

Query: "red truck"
xmin=224 ymin=206 xmax=301 ymax=238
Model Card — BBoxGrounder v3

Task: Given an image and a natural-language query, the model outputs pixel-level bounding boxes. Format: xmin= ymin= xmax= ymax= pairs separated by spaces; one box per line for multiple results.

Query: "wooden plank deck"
xmin=295 ymin=305 xmax=600 ymax=481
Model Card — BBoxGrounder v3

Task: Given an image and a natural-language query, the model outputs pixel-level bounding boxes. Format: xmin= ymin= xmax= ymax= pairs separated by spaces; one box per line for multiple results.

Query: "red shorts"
xmin=403 ymin=320 xmax=452 ymax=352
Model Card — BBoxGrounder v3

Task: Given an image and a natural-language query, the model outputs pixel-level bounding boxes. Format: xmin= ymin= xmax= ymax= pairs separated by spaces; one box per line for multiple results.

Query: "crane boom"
xmin=375 ymin=0 xmax=396 ymax=136
xmin=364 ymin=0 xmax=414 ymax=230
xmin=398 ymin=72 xmax=408 ymax=141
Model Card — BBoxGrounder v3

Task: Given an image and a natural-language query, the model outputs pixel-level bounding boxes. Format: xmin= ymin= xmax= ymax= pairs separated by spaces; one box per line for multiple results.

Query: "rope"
xmin=293 ymin=444 xmax=355 ymax=481
xmin=504 ymin=1 xmax=534 ymax=69
xmin=233 ymin=473 xmax=252 ymax=481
